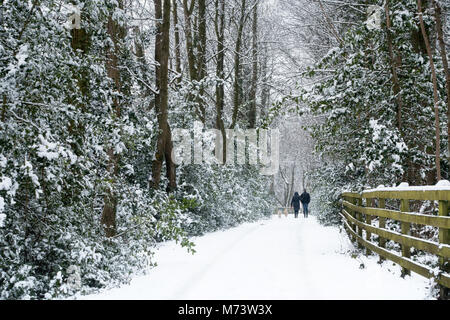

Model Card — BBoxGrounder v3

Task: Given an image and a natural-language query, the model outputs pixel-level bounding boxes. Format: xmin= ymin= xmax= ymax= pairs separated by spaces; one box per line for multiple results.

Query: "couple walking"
xmin=291 ymin=190 xmax=310 ymax=218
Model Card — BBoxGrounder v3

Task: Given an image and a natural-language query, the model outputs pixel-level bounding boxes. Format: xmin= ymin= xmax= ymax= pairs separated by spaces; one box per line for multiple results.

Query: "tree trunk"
xmin=70 ymin=27 xmax=90 ymax=99
xmin=152 ymin=0 xmax=177 ymax=191
xmin=134 ymin=27 xmax=155 ymax=106
xmin=102 ymin=3 xmax=125 ymax=237
xmin=385 ymin=0 xmax=403 ymax=133
xmin=153 ymin=0 xmax=163 ymax=188
xmin=215 ymin=0 xmax=227 ymax=163
xmin=433 ymin=0 xmax=450 ymax=169
xmin=260 ymin=44 xmax=270 ymax=121
xmin=248 ymin=0 xmax=258 ymax=129
xmin=197 ymin=0 xmax=207 ymax=122
xmin=182 ymin=0 xmax=207 ymax=123
xmin=288 ymin=165 xmax=295 ymax=205
xmin=182 ymin=0 xmax=197 ymax=81
xmin=302 ymin=170 xmax=306 ymax=190
xmin=418 ymin=0 xmax=442 ymax=181
xmin=172 ymin=0 xmax=182 ymax=83
xmin=69 ymin=24 xmax=91 ymax=156
xmin=231 ymin=0 xmax=247 ymax=129
xmin=270 ymin=174 xmax=275 ymax=195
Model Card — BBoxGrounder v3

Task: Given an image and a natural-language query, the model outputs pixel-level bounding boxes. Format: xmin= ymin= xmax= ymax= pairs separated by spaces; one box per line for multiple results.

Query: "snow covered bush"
xmin=179 ymin=165 xmax=274 ymax=236
xmin=0 ymin=0 xmax=193 ymax=299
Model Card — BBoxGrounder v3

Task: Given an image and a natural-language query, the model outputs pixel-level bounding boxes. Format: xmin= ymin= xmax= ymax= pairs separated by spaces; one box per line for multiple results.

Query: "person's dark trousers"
xmin=294 ymin=210 xmax=298 ymax=218
xmin=303 ymin=203 xmax=309 ymax=218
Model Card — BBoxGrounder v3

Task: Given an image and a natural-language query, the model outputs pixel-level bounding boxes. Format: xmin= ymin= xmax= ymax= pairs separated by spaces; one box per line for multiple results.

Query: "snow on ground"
xmin=79 ymin=215 xmax=432 ymax=300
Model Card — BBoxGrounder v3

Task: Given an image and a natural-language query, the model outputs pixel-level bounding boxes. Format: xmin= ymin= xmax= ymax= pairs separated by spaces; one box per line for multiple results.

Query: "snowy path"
xmin=80 ymin=216 xmax=431 ymax=300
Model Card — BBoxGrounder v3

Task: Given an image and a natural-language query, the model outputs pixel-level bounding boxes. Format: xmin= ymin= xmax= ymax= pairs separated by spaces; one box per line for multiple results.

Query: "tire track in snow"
xmin=171 ymin=221 xmax=263 ymax=298
xmin=295 ymin=218 xmax=320 ymax=298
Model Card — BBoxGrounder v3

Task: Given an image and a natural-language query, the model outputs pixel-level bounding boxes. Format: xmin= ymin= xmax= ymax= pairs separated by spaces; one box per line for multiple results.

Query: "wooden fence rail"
xmin=340 ymin=188 xmax=450 ymax=297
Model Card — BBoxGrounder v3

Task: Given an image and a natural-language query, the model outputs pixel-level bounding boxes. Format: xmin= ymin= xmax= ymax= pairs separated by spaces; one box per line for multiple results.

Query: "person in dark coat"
xmin=291 ymin=192 xmax=301 ymax=218
xmin=299 ymin=189 xmax=311 ymax=218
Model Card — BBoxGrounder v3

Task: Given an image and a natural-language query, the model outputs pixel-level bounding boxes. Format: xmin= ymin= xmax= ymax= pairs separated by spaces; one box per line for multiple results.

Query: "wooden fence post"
xmin=357 ymin=197 xmax=363 ymax=249
xmin=378 ymin=198 xmax=386 ymax=263
xmin=344 ymin=196 xmax=353 ymax=241
xmin=438 ymin=200 xmax=449 ymax=298
xmin=350 ymin=197 xmax=357 ymax=242
xmin=400 ymin=198 xmax=411 ymax=276
xmin=365 ymin=198 xmax=374 ymax=255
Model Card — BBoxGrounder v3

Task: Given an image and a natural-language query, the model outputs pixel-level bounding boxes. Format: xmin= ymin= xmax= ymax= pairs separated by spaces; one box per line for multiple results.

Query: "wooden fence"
xmin=340 ymin=188 xmax=450 ymax=297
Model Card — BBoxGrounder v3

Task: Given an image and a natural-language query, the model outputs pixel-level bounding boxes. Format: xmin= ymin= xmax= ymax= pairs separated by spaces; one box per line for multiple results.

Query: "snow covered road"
xmin=80 ymin=215 xmax=431 ymax=300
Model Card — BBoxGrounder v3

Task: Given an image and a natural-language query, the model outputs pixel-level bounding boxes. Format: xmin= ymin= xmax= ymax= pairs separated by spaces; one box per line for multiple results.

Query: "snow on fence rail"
xmin=340 ymin=184 xmax=450 ymax=298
